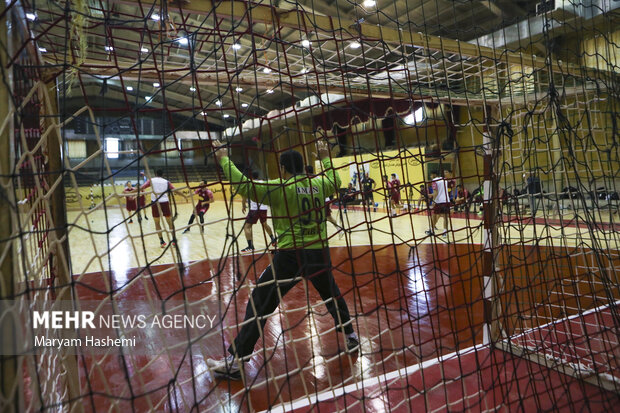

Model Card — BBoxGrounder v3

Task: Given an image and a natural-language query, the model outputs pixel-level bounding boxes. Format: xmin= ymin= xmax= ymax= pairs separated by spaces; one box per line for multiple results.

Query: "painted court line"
xmin=508 ymin=299 xmax=620 ymax=340
xmin=258 ymin=344 xmax=482 ymax=413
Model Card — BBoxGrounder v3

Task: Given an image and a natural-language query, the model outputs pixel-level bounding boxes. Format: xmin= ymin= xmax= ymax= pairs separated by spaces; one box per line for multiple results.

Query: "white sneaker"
xmin=206 ymin=355 xmax=242 ymax=380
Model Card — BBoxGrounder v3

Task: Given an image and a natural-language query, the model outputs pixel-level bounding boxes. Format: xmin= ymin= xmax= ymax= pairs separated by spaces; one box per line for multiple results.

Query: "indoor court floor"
xmin=67 ymin=200 xmax=620 ymax=276
xmin=63 ymin=200 xmax=620 ymax=412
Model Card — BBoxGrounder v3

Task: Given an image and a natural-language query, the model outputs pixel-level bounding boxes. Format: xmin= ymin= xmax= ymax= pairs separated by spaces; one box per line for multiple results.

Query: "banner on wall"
xmin=59 ymin=182 xmax=228 ymax=210
xmin=316 ymin=147 xmax=426 ymax=194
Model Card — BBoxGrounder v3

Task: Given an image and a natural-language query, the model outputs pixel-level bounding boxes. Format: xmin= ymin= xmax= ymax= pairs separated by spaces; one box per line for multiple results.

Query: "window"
xmin=162 ymin=138 xmax=180 ymax=157
xmin=105 ymin=137 xmax=120 ymax=159
xmin=403 ymin=106 xmax=425 ymax=125
xmin=66 ymin=140 xmax=87 ymax=158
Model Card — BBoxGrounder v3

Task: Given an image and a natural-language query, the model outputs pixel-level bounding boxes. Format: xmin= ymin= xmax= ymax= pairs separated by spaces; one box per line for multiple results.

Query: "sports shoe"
xmin=241 ymin=246 xmax=254 ymax=253
xmin=425 ymin=229 xmax=434 ymax=236
xmin=160 ymin=240 xmax=167 ymax=248
xmin=206 ymin=355 xmax=241 ymax=380
xmin=128 ymin=219 xmax=133 ymax=224
xmin=183 ymin=228 xmax=190 ymax=234
xmin=346 ymin=335 xmax=360 ymax=353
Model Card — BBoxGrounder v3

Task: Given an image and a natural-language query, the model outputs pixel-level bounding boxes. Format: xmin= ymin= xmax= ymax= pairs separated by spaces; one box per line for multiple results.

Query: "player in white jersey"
xmin=426 ymin=171 xmax=451 ymax=237
xmin=140 ymin=169 xmax=176 ymax=247
xmin=241 ymin=172 xmax=275 ymax=252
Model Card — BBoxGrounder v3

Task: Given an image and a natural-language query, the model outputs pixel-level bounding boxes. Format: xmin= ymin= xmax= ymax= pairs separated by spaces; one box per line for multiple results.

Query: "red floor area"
xmin=281 ymin=345 xmax=618 ymax=413
xmin=64 ymin=243 xmax=618 ymax=412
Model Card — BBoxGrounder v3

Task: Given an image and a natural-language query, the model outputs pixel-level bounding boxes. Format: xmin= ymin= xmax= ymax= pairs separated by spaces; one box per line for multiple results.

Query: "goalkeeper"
xmin=207 ymin=140 xmax=359 ymax=380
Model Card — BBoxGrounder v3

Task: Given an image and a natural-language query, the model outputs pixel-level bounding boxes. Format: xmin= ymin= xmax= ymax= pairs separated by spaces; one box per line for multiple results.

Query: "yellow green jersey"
xmin=219 ymin=157 xmax=341 ymax=249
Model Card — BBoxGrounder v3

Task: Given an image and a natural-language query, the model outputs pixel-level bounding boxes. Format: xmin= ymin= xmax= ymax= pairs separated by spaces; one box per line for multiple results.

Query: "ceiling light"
xmin=266 ymin=89 xmax=274 ymax=94
xmin=235 ymin=87 xmax=243 ymax=92
xmin=362 ymin=0 xmax=376 ymax=7
xmin=145 ymin=96 xmax=152 ymax=101
xmin=153 ymin=82 xmax=160 ymax=88
xmin=301 ymin=39 xmax=310 ymax=48
xmin=223 ymin=114 xmax=230 ymax=118
xmin=349 ymin=41 xmax=361 ymax=49
xmin=241 ymin=103 xmax=248 ymax=108
xmin=201 ymin=111 xmax=207 ymax=116
xmin=26 ymin=13 xmax=36 ymax=21
xmin=104 ymin=45 xmax=114 ymax=51
xmin=38 ymin=47 xmax=47 ymax=53
xmin=215 ymin=100 xmax=222 ymax=106
xmin=151 ymin=13 xmax=161 ymax=21
xmin=263 ymin=67 xmax=272 ymax=74
xmin=300 ymin=67 xmax=308 ymax=74
xmin=190 ymin=87 xmax=196 ymax=92
xmin=176 ymin=37 xmax=189 ymax=46
xmin=126 ymin=86 xmax=133 ymax=91
xmin=141 ymin=47 xmax=149 ymax=53
xmin=232 ymin=43 xmax=241 ymax=50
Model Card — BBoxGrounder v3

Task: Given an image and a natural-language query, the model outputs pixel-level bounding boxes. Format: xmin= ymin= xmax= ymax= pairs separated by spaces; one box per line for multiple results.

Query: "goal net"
xmin=0 ymin=0 xmax=618 ymax=411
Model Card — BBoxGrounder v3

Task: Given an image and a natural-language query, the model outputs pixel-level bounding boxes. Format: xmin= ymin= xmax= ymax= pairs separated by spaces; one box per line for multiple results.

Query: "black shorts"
xmin=363 ymin=191 xmax=374 ymax=201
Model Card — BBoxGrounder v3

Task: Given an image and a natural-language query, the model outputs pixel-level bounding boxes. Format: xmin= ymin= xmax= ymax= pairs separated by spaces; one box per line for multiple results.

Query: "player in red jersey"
xmin=124 ymin=181 xmax=137 ymax=223
xmin=383 ymin=175 xmax=393 ymax=216
xmin=184 ymin=180 xmax=213 ymax=234
xmin=124 ymin=181 xmax=148 ymax=223
xmin=240 ymin=172 xmax=276 ymax=251
xmin=390 ymin=173 xmax=402 ymax=216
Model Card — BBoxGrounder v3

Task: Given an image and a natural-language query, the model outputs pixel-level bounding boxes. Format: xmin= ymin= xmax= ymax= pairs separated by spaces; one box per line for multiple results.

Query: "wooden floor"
xmin=60 ymin=201 xmax=620 ymax=412
xmin=66 ymin=201 xmax=620 ymax=276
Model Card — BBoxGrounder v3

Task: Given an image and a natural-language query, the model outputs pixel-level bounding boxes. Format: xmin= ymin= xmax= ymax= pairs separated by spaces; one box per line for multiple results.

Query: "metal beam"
xmin=76 ymin=85 xmax=227 ymax=127
xmin=139 ymin=0 xmax=587 ymax=77
xmin=474 ymin=0 xmax=620 ymax=50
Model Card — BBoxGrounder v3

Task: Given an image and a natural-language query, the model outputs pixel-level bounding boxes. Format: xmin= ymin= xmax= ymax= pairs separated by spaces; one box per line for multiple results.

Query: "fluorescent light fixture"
xmin=301 ymin=39 xmax=310 ymax=48
xmin=26 ymin=13 xmax=36 ymax=21
xmin=38 ymin=47 xmax=47 ymax=53
xmin=176 ymin=37 xmax=189 ymax=46
xmin=263 ymin=67 xmax=272 ymax=74
xmin=223 ymin=114 xmax=230 ymax=118
xmin=241 ymin=103 xmax=248 ymax=108
xmin=151 ymin=13 xmax=160 ymax=21
xmin=141 ymin=47 xmax=149 ymax=53
xmin=126 ymin=86 xmax=134 ymax=91
xmin=189 ymin=87 xmax=196 ymax=92
xmin=349 ymin=41 xmax=361 ymax=49
xmin=153 ymin=82 xmax=160 ymax=88
xmin=232 ymin=43 xmax=241 ymax=50
xmin=235 ymin=87 xmax=243 ymax=92
xmin=145 ymin=96 xmax=152 ymax=101
xmin=266 ymin=89 xmax=274 ymax=94
xmin=363 ymin=0 xmax=376 ymax=7
xmin=215 ymin=100 xmax=222 ymax=106
xmin=104 ymin=45 xmax=114 ymax=51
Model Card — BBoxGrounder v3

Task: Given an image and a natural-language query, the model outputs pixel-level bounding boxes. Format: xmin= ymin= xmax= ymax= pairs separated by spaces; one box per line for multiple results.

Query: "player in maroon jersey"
xmin=183 ymin=180 xmax=213 ymax=233
xmin=123 ymin=182 xmax=137 ymax=223
xmin=389 ymin=173 xmax=402 ymax=216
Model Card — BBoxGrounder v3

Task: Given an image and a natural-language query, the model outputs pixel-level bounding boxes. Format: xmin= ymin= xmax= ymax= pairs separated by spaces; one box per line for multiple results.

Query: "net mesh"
xmin=0 ymin=0 xmax=618 ymax=411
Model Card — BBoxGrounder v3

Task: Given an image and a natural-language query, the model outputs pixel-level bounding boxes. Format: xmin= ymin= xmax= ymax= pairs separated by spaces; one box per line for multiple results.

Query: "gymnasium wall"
xmin=60 ymin=181 xmax=228 ymax=211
